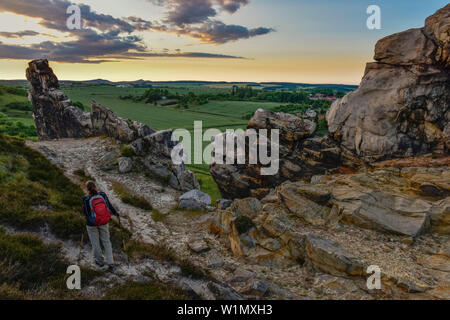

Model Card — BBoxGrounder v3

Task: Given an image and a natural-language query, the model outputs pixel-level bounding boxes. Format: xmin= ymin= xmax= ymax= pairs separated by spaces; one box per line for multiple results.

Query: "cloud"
xmin=119 ymin=51 xmax=245 ymax=59
xmin=150 ymin=0 xmax=274 ymax=43
xmin=178 ymin=21 xmax=274 ymax=44
xmin=0 ymin=0 xmax=269 ymax=63
xmin=0 ymin=30 xmax=40 ymax=38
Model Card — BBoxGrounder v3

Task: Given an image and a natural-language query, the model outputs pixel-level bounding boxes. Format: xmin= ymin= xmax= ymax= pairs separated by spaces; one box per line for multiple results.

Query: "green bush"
xmin=120 ymin=145 xmax=135 ymax=158
xmin=73 ymin=101 xmax=88 ymax=111
xmin=235 ymin=215 xmax=255 ymax=234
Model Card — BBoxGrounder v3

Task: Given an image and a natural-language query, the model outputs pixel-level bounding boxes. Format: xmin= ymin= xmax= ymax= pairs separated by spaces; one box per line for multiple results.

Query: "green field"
xmin=62 ymin=85 xmax=279 ymax=131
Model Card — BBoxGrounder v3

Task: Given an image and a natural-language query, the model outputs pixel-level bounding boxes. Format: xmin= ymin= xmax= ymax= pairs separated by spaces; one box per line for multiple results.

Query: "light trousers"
xmin=86 ymin=224 xmax=114 ymax=266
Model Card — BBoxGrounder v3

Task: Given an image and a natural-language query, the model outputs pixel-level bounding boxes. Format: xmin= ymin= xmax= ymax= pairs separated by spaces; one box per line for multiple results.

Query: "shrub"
xmin=179 ymin=259 xmax=211 ymax=280
xmin=235 ymin=215 xmax=255 ymax=234
xmin=72 ymin=101 xmax=88 ymax=111
xmin=120 ymin=145 xmax=135 ymax=158
xmin=0 ymin=232 xmax=67 ymax=290
xmin=0 ymin=284 xmax=27 ymax=300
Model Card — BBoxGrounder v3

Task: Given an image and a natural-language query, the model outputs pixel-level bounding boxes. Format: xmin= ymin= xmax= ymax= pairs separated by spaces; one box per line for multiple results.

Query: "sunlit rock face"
xmin=327 ymin=4 xmax=450 ymax=161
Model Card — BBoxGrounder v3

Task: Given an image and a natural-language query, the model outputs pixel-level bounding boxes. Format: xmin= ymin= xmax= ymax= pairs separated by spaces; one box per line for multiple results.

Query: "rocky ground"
xmin=26 ymin=138 xmax=450 ymax=300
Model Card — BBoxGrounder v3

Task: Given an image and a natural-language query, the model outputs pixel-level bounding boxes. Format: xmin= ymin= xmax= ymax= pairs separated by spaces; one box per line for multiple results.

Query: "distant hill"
xmin=0 ymin=79 xmax=358 ymax=92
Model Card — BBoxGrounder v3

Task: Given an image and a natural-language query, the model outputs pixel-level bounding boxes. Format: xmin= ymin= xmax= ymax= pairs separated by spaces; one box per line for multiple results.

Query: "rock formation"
xmin=327 ymin=4 xmax=450 ymax=161
xmin=210 ymin=109 xmax=360 ymax=199
xmin=27 ymin=59 xmax=92 ymax=139
xmin=210 ymin=5 xmax=450 ymax=199
xmin=26 ymin=59 xmax=199 ymax=192
xmin=207 ymin=5 xmax=450 ymax=299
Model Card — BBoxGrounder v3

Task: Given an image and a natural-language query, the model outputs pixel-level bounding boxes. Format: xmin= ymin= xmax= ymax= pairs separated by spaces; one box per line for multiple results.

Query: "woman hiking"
xmin=82 ymin=181 xmax=119 ymax=271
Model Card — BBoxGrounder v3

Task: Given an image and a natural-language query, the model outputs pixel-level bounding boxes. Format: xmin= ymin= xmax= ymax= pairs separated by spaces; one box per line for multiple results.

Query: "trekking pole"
xmin=117 ymin=215 xmax=131 ymax=266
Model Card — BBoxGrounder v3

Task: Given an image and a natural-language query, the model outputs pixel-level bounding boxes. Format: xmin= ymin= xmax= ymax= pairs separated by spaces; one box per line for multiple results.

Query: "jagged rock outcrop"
xmin=210 ymin=6 xmax=449 ymax=200
xmin=327 ymin=5 xmax=450 ymax=161
xmin=26 ymin=59 xmax=199 ymax=192
xmin=27 ymin=59 xmax=92 ymax=139
xmin=210 ymin=109 xmax=360 ymax=199
xmin=91 ymin=101 xmax=154 ymax=142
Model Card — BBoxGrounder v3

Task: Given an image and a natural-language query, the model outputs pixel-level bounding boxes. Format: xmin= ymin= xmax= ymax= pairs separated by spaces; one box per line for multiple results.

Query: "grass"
xmin=187 ymin=165 xmax=221 ymax=204
xmin=0 ymin=134 xmax=85 ymax=240
xmin=124 ymin=240 xmax=176 ymax=263
xmin=0 ymin=229 xmax=67 ymax=290
xmin=151 ymin=208 xmax=166 ymax=222
xmin=120 ymin=145 xmax=135 ymax=158
xmin=103 ymin=281 xmax=187 ymax=300
xmin=73 ymin=168 xmax=95 ymax=182
xmin=111 ymin=180 xmax=153 ymax=211
xmin=0 ymin=134 xmax=131 ymax=246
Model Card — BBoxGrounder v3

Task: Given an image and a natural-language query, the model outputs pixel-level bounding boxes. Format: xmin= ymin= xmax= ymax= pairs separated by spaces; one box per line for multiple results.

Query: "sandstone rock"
xmin=327 ymin=172 xmax=433 ymax=237
xmin=179 ymin=189 xmax=211 ymax=211
xmin=216 ymin=199 xmax=233 ymax=210
xmin=305 ymin=234 xmax=365 ymax=277
xmin=424 ymin=4 xmax=450 ymax=68
xmin=328 ymin=5 xmax=450 ymax=161
xmin=429 ymin=197 xmax=450 ymax=234
xmin=188 ymin=239 xmax=210 ymax=254
xmin=206 ymin=281 xmax=243 ymax=300
xmin=241 ymin=279 xmax=269 ymax=297
xmin=118 ymin=157 xmax=133 ymax=173
xmin=91 ymin=101 xmax=138 ymax=142
xmin=210 ymin=114 xmax=353 ymax=199
xmin=210 ymin=210 xmax=243 ymax=257
xmin=26 ymin=59 xmax=199 ymax=193
xmin=248 ymin=109 xmax=316 ymax=147
xmin=230 ymin=198 xmax=262 ymax=219
xmin=98 ymin=150 xmax=119 ymax=171
xmin=27 ymin=59 xmax=92 ymax=140
xmin=278 ymin=182 xmax=332 ymax=226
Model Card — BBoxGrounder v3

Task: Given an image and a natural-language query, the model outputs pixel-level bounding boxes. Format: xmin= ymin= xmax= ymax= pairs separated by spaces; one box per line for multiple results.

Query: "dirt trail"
xmin=25 ymin=138 xmax=249 ymax=299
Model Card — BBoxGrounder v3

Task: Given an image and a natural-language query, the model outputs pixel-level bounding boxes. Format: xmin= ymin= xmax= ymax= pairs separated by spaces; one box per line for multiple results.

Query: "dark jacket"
xmin=82 ymin=192 xmax=119 ymax=226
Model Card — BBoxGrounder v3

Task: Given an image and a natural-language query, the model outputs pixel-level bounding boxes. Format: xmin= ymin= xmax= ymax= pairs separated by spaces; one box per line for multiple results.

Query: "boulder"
xmin=178 ymin=189 xmax=212 ymax=211
xmin=210 ymin=109 xmax=356 ymax=199
xmin=327 ymin=5 xmax=450 ymax=161
xmin=118 ymin=157 xmax=133 ymax=173
xmin=305 ymin=234 xmax=365 ymax=277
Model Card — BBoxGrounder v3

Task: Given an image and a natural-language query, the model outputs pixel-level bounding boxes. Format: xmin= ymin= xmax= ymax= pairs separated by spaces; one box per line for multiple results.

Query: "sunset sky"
xmin=0 ymin=0 xmax=447 ymax=84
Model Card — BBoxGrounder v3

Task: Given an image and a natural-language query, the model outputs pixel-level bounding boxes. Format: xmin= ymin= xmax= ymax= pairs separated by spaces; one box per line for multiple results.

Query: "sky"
xmin=0 ymin=0 xmax=447 ymax=84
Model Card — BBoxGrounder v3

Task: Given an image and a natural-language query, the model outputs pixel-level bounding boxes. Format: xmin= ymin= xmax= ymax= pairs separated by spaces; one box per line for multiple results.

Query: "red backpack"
xmin=88 ymin=195 xmax=111 ymax=226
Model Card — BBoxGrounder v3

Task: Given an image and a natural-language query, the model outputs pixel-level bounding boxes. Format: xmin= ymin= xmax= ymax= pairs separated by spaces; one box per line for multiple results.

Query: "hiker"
xmin=82 ymin=181 xmax=119 ymax=271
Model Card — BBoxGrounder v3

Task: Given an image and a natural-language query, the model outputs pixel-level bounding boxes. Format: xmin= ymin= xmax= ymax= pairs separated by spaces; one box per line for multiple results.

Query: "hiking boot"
xmin=107 ymin=265 xmax=116 ymax=272
xmin=94 ymin=262 xmax=108 ymax=271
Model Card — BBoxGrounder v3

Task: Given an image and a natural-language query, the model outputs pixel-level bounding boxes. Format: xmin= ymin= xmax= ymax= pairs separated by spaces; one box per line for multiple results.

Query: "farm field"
xmin=62 ymin=85 xmax=280 ymax=131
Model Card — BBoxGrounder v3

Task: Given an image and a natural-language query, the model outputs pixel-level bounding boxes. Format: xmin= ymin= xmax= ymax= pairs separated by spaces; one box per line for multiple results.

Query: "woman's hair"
xmin=86 ymin=181 xmax=98 ymax=197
